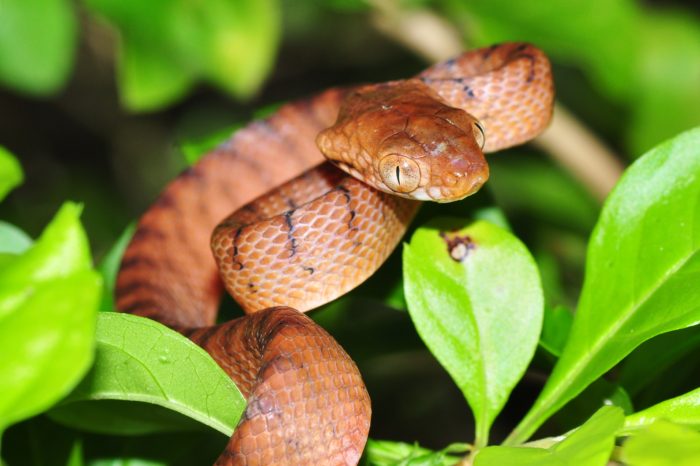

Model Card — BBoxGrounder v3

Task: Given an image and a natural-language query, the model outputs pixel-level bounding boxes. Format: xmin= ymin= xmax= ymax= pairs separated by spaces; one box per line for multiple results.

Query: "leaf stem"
xmin=474 ymin=423 xmax=489 ymax=450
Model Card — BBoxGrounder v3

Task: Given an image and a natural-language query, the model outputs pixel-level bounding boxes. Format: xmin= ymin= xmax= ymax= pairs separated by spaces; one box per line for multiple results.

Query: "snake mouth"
xmin=431 ymin=168 xmax=489 ymax=203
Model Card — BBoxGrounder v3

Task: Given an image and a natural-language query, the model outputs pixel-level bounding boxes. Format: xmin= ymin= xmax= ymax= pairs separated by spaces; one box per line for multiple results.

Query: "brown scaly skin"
xmin=187 ymin=307 xmax=370 ymax=465
xmin=116 ymin=43 xmax=554 ymax=465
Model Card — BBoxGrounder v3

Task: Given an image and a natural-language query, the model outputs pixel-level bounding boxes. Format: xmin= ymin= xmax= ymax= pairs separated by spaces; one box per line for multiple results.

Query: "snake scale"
xmin=116 ymin=43 xmax=554 ymax=465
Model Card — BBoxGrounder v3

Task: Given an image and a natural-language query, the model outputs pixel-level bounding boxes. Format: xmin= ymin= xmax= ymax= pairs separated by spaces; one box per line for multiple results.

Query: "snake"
xmin=115 ymin=43 xmax=554 ymax=465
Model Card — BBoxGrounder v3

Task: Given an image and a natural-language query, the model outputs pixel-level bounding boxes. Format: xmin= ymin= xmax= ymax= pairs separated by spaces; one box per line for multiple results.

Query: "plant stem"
xmin=473 ymin=423 xmax=489 ymax=450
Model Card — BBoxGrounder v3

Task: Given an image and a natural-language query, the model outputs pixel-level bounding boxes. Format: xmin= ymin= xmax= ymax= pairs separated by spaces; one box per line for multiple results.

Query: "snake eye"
xmin=473 ymin=122 xmax=486 ymax=150
xmin=379 ymin=154 xmax=420 ymax=193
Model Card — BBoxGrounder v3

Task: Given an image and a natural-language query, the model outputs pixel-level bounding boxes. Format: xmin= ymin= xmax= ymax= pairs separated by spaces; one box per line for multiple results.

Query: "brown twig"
xmin=369 ymin=0 xmax=624 ymax=201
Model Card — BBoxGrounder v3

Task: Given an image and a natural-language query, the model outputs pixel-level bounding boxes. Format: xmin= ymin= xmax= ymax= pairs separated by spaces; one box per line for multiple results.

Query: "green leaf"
xmin=553 ymin=379 xmax=633 ymax=432
xmin=85 ymin=0 xmax=280 ymax=111
xmin=0 ymin=0 xmax=77 ymax=94
xmin=475 ymin=406 xmax=624 ymax=466
xmin=0 ymin=222 xmax=32 ymax=255
xmin=364 ymin=440 xmax=467 ymax=466
xmin=539 ymin=305 xmax=573 ymax=357
xmin=623 ymin=387 xmax=700 ymax=434
xmin=403 ymin=219 xmax=543 ymax=446
xmin=117 ymin=35 xmax=196 ymax=112
xmin=188 ymin=0 xmax=281 ymax=98
xmin=507 ymin=127 xmax=700 ymax=444
xmin=98 ymin=224 xmax=135 ymax=312
xmin=0 ymin=147 xmax=23 ymax=202
xmin=50 ymin=313 xmax=245 ymax=437
xmin=0 ymin=203 xmax=101 ymax=430
xmin=0 ymin=203 xmax=92 ymax=286
xmin=620 ymin=421 xmax=700 ymax=466
xmin=49 ymin=400 xmax=206 ymax=436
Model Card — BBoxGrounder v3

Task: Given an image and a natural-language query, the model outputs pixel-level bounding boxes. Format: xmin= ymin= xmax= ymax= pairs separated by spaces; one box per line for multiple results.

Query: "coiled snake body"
xmin=116 ymin=43 xmax=554 ymax=465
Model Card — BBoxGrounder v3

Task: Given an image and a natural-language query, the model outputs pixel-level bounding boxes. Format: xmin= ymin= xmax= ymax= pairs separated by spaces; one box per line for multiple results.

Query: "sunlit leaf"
xmin=507 ymin=127 xmax=700 ymax=444
xmin=365 ymin=439 xmax=467 ymax=466
xmin=623 ymin=387 xmax=700 ymax=434
xmin=0 ymin=203 xmax=101 ymax=430
xmin=620 ymin=421 xmax=700 ymax=466
xmin=404 ymin=219 xmax=543 ymax=446
xmin=0 ymin=0 xmax=76 ymax=94
xmin=475 ymin=406 xmax=623 ymax=466
xmin=0 ymin=203 xmax=92 ymax=286
xmin=50 ymin=313 xmax=245 ymax=437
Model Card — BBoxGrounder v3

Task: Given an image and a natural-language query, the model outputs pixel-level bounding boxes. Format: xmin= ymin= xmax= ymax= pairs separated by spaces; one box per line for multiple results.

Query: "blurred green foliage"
xmin=1 ymin=0 xmax=700 ymax=464
xmin=84 ymin=0 xmax=280 ymax=110
xmin=439 ymin=0 xmax=700 ymax=154
xmin=0 ymin=0 xmax=76 ymax=95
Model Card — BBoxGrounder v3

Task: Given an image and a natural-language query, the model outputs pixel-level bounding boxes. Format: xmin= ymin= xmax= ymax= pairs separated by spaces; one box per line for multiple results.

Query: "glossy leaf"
xmin=620 ymin=421 xmax=700 ymax=466
xmin=623 ymin=387 xmax=700 ymax=434
xmin=51 ymin=312 xmax=245 ymax=436
xmin=0 ymin=147 xmax=23 ymax=202
xmin=508 ymin=127 xmax=700 ymax=444
xmin=98 ymin=224 xmax=135 ymax=312
xmin=404 ymin=219 xmax=543 ymax=446
xmin=0 ymin=204 xmax=92 ymax=286
xmin=365 ymin=440 xmax=467 ymax=466
xmin=0 ymin=203 xmax=101 ymax=430
xmin=0 ymin=0 xmax=76 ymax=94
xmin=475 ymin=406 xmax=623 ymax=466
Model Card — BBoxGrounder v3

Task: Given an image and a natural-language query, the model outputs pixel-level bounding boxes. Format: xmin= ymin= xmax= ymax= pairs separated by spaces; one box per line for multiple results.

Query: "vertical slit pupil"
xmin=395 ymin=166 xmax=401 ymax=185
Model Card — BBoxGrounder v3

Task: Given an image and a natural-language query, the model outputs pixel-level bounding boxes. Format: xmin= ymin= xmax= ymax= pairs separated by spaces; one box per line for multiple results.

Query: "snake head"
xmin=316 ymin=79 xmax=489 ymax=202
